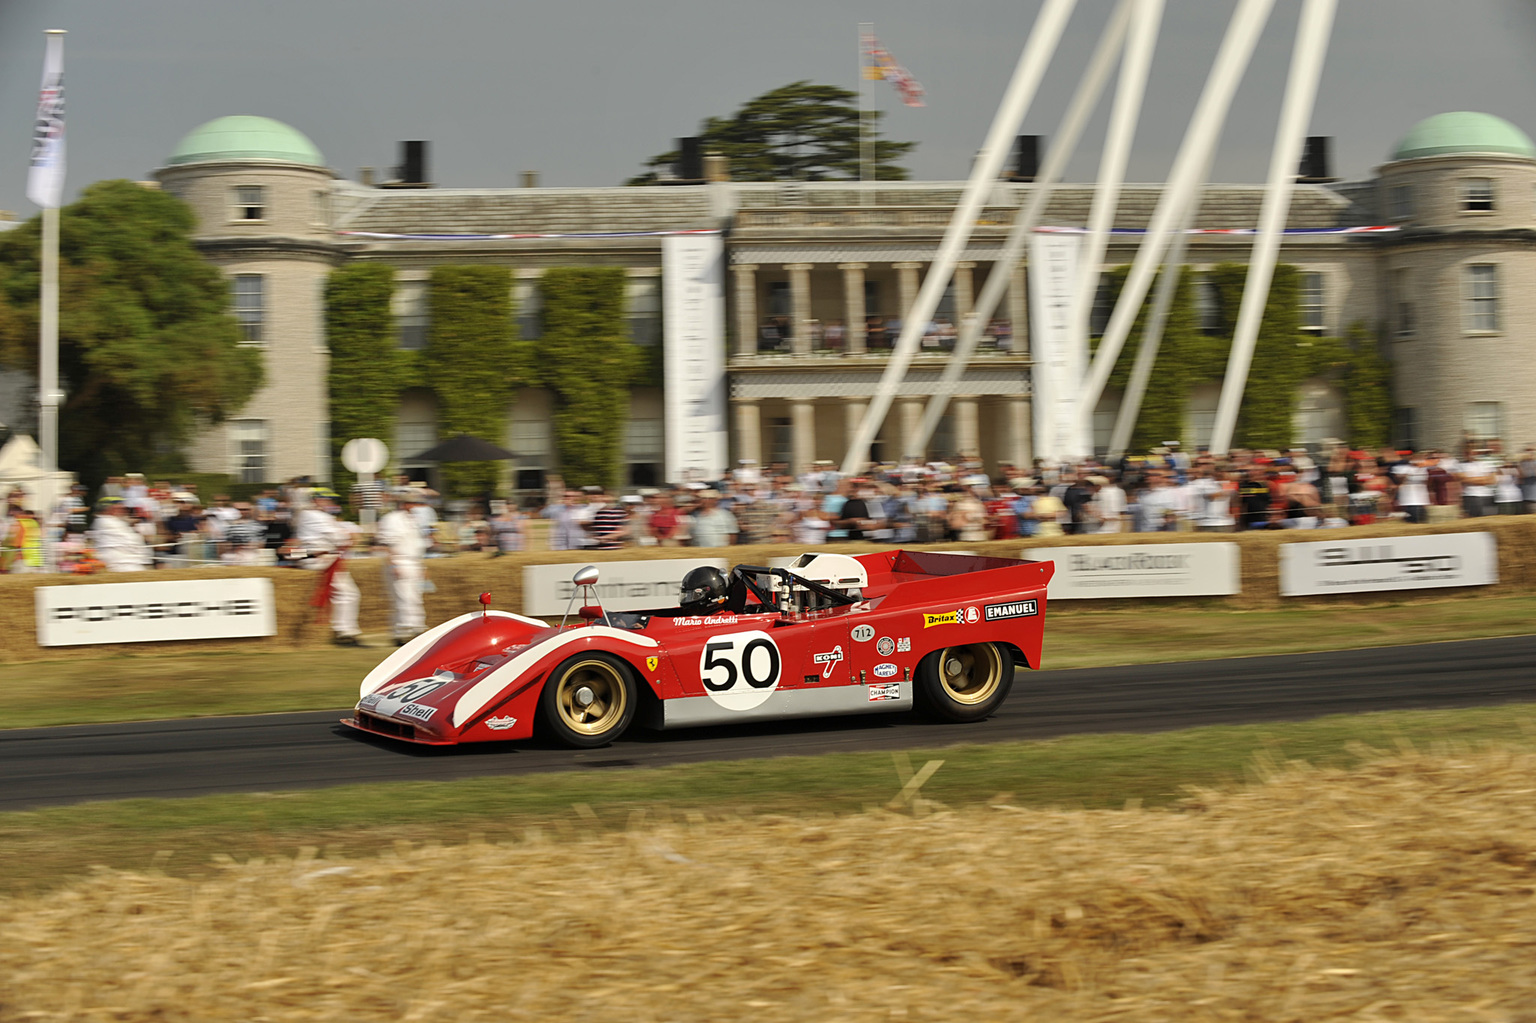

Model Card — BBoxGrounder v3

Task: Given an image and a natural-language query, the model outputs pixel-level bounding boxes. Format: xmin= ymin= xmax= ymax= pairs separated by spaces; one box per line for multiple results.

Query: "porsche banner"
xmin=35 ymin=577 xmax=277 ymax=647
xmin=662 ymin=233 xmax=728 ymax=483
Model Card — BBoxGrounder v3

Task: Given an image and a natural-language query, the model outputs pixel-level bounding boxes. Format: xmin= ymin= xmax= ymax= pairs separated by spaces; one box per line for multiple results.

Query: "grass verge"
xmin=5 ymin=700 xmax=1535 ymax=897
xmin=6 ymin=593 xmax=1536 ymax=729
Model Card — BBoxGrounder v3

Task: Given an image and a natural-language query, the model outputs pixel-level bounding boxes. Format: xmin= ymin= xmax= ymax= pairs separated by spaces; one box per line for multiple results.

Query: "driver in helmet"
xmin=679 ymin=565 xmax=729 ymax=614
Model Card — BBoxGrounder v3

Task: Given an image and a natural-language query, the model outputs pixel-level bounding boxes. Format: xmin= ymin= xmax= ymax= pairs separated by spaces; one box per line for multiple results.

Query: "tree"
xmin=0 ymin=179 xmax=263 ymax=487
xmin=627 ymin=81 xmax=915 ymax=184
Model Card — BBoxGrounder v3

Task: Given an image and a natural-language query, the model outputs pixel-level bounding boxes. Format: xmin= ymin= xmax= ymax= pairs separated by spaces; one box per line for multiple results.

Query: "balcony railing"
xmin=735 ymin=207 xmax=1019 ymax=229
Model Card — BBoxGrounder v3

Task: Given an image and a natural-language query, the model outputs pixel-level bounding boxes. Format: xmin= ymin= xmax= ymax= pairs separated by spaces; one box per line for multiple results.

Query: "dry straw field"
xmin=5 ymin=748 xmax=1536 ymax=1021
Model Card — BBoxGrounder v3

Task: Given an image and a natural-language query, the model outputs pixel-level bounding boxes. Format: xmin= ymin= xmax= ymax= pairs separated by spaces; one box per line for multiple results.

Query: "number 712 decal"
xmin=698 ymin=631 xmax=782 ymax=711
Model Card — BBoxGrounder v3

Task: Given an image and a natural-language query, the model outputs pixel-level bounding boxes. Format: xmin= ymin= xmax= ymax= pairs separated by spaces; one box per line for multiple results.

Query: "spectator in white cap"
xmin=296 ymin=488 xmax=362 ymax=646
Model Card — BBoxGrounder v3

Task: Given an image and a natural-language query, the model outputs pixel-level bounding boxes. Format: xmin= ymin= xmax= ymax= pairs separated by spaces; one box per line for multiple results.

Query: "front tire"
xmin=540 ymin=652 xmax=638 ymax=748
xmin=915 ymin=642 xmax=1013 ymax=722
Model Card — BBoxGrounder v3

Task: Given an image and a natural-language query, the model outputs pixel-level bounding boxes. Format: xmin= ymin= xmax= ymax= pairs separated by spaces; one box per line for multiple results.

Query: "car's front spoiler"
xmin=340 ymin=714 xmax=457 ymax=746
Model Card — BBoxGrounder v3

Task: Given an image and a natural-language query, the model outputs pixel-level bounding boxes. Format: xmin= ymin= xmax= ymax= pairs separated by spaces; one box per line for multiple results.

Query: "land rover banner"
xmin=1278 ymin=532 xmax=1498 ymax=597
xmin=524 ymin=558 xmax=729 ymax=617
xmin=1026 ymin=543 xmax=1240 ymax=599
xmin=35 ymin=577 xmax=277 ymax=647
xmin=662 ymin=232 xmax=728 ymax=484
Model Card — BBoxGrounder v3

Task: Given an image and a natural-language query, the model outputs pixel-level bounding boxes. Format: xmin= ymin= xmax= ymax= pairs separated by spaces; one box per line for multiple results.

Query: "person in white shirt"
xmin=377 ymin=490 xmax=428 ymax=645
xmin=89 ymin=499 xmax=152 ymax=572
xmin=1091 ymin=475 xmax=1127 ymax=533
xmin=1458 ymin=453 xmax=1496 ymax=518
xmin=295 ymin=489 xmax=361 ymax=646
xmin=1392 ymin=456 xmax=1429 ymax=524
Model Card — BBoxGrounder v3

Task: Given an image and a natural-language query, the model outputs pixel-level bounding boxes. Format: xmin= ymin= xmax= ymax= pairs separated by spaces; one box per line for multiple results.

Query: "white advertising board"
xmin=523 ymin=558 xmax=729 ymax=617
xmin=1028 ymin=231 xmax=1088 ymax=463
xmin=35 ymin=577 xmax=277 ymax=647
xmin=1027 ymin=543 xmax=1240 ymax=599
xmin=1278 ymin=532 xmax=1498 ymax=597
xmin=662 ymin=233 xmax=728 ymax=483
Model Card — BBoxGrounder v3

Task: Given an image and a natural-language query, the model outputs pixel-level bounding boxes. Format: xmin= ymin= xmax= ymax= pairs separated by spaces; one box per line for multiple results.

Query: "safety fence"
xmin=2 ymin=517 xmax=1534 ymax=661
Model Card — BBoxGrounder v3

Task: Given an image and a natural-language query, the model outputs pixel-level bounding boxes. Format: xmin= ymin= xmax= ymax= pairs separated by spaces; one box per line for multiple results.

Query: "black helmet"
xmin=680 ymin=566 xmax=728 ymax=609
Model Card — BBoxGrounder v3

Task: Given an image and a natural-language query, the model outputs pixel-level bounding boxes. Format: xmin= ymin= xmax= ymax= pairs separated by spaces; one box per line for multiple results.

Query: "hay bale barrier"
xmin=4 ymin=749 xmax=1535 ymax=1020
xmin=4 ymin=517 xmax=1536 ymax=661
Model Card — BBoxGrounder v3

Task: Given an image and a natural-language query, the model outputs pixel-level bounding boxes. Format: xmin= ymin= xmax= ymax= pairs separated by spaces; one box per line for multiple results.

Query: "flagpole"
xmin=859 ymin=22 xmax=873 ymax=202
xmin=37 ymin=29 xmax=65 ymax=476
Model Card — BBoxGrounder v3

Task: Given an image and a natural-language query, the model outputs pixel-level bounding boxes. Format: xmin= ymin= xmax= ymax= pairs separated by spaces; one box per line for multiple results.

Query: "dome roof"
xmin=1391 ymin=112 xmax=1535 ymax=162
xmin=167 ymin=116 xmax=324 ymax=167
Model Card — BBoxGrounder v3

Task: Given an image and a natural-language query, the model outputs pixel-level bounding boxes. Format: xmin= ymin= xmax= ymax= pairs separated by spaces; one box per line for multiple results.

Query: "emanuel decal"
xmin=812 ymin=644 xmax=845 ymax=678
xmin=876 ymin=636 xmax=895 ymax=656
xmin=923 ymin=610 xmax=962 ymax=628
xmin=983 ymin=600 xmax=1038 ymax=621
xmin=485 ymin=715 xmax=518 ymax=731
xmin=872 ymin=662 xmax=899 ymax=678
xmin=868 ymin=682 xmax=901 ymax=702
xmin=851 ymin=624 xmax=876 ymax=643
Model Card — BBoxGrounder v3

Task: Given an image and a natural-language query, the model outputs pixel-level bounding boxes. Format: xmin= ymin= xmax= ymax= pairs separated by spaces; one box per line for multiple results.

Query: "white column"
xmin=840 ymin=262 xmax=867 ymax=353
xmin=734 ymin=398 xmax=762 ymax=466
xmin=900 ymin=398 xmax=925 ymax=461
xmin=1008 ymin=396 xmax=1032 ymax=468
xmin=786 ymin=263 xmax=813 ymax=355
xmin=894 ymin=262 xmax=922 ymax=327
xmin=843 ymin=398 xmax=869 ymax=459
xmin=954 ymin=396 xmax=981 ymax=461
xmin=791 ymin=400 xmax=817 ymax=474
xmin=733 ymin=264 xmax=758 ymax=358
xmin=1010 ymin=262 xmax=1029 ymax=356
xmin=953 ymin=262 xmax=976 ymax=322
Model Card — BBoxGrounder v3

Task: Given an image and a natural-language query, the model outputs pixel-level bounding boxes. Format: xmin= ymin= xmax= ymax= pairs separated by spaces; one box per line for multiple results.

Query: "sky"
xmin=0 ymin=0 xmax=1533 ymax=217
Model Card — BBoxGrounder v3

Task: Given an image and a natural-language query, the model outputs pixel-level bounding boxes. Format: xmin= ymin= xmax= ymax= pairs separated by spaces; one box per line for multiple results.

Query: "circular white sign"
xmin=341 ymin=437 xmax=389 ymax=475
xmin=698 ymin=630 xmax=782 ymax=711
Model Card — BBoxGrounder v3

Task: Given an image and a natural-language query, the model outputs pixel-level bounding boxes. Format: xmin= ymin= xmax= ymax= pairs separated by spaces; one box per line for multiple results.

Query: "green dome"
xmin=167 ymin=116 xmax=324 ymax=166
xmin=1391 ymin=112 xmax=1535 ymax=161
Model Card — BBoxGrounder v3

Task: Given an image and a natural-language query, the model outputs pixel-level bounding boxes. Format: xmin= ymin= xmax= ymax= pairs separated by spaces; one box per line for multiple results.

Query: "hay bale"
xmin=4 ymin=749 xmax=1535 ymax=1020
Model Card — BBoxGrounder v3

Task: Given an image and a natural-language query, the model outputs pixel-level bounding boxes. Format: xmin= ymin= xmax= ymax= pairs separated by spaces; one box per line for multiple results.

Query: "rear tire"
xmin=915 ymin=642 xmax=1013 ymax=722
xmin=540 ymin=652 xmax=638 ymax=748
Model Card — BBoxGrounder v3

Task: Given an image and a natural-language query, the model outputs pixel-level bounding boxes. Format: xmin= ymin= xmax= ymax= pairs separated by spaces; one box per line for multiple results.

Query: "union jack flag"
xmin=862 ymin=31 xmax=925 ymax=108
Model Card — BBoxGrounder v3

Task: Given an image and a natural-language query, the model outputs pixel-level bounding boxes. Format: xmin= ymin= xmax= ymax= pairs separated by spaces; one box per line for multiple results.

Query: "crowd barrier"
xmin=2 ymin=517 xmax=1534 ymax=662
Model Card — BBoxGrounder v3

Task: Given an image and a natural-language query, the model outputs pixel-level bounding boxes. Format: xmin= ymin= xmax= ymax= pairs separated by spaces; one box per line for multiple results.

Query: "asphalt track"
xmin=7 ymin=634 xmax=1536 ymax=811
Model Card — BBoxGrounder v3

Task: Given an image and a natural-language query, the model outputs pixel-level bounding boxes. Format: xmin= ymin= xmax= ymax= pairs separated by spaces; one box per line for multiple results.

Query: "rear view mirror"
xmin=572 ymin=565 xmax=600 ymax=587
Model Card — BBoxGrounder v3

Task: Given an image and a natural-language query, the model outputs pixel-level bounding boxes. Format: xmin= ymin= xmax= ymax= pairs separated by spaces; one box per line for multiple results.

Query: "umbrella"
xmin=411 ymin=434 xmax=517 ymax=462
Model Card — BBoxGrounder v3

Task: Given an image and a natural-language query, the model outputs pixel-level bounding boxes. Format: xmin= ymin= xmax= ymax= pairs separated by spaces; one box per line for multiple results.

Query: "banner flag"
xmin=662 ymin=233 xmax=728 ymax=484
xmin=27 ymin=32 xmax=66 ymax=209
xmin=1029 ymin=231 xmax=1089 ymax=462
xmin=861 ymin=29 xmax=925 ymax=107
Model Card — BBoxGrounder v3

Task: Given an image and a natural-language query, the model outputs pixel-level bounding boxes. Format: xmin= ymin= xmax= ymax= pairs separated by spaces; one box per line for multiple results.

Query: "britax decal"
xmin=812 ymin=645 xmax=845 ymax=678
xmin=485 ymin=715 xmax=518 ymax=731
xmin=872 ymin=662 xmax=898 ymax=678
xmin=984 ymin=599 xmax=1038 ymax=621
xmin=923 ymin=610 xmax=961 ymax=628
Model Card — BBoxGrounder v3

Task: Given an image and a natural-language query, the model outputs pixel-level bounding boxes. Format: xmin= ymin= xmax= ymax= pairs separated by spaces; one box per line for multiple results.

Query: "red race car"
xmin=343 ymin=550 xmax=1052 ymax=748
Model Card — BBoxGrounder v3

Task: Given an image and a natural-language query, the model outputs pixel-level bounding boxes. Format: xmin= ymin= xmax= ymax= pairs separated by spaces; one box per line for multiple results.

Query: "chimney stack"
xmin=1297 ymin=136 xmax=1336 ymax=183
xmin=1009 ymin=135 xmax=1042 ymax=182
xmin=521 ymin=170 xmax=539 ymax=189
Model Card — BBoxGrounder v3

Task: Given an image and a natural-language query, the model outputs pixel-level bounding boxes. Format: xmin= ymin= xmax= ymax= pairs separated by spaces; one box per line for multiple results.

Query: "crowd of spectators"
xmin=538 ymin=440 xmax=1536 ymax=550
xmin=4 ymin=440 xmax=1534 ymax=572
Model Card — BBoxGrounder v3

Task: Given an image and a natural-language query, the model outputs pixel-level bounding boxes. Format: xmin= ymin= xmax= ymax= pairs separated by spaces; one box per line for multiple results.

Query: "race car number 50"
xmin=699 ymin=631 xmax=781 ymax=711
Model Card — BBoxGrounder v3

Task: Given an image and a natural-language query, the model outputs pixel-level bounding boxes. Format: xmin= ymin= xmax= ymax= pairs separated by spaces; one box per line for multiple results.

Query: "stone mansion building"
xmin=149 ymin=110 xmax=1536 ymax=487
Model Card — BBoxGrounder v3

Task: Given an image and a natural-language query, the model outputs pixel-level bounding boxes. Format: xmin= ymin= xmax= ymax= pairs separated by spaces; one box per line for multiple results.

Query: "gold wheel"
xmin=553 ymin=657 xmax=631 ymax=737
xmin=935 ymin=644 xmax=1005 ymax=706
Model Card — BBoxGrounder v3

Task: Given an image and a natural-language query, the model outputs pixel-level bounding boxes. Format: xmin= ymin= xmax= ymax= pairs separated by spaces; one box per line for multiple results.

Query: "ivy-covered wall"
xmin=1092 ymin=262 xmax=1391 ymax=453
xmin=535 ymin=267 xmax=638 ymax=490
xmin=326 ymin=263 xmax=640 ymax=497
xmin=325 ymin=263 xmax=400 ymax=492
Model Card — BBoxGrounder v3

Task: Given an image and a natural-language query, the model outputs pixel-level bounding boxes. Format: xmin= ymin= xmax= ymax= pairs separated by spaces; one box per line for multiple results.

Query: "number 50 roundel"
xmin=698 ymin=631 xmax=782 ymax=711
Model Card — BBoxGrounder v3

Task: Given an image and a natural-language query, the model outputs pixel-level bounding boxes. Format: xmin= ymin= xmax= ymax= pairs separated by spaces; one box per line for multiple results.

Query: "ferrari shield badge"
xmin=646 ymin=656 xmax=659 ymax=673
